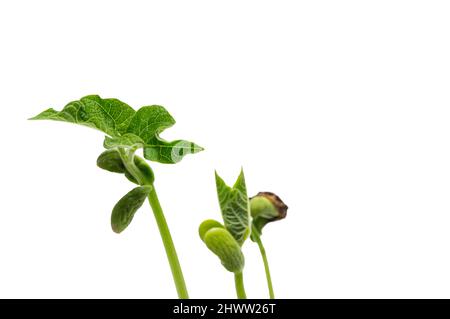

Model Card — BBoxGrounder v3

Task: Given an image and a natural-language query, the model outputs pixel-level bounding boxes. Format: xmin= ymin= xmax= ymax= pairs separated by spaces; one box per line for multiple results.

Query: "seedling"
xmin=250 ymin=192 xmax=288 ymax=299
xmin=199 ymin=170 xmax=250 ymax=299
xmin=30 ymin=95 xmax=203 ymax=298
xmin=200 ymin=170 xmax=288 ymax=299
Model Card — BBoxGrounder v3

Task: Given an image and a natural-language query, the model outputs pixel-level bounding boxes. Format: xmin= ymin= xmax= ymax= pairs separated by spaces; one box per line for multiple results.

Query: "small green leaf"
xmin=30 ymin=95 xmax=135 ymax=137
xmin=203 ymin=227 xmax=245 ymax=273
xmin=215 ymin=169 xmax=251 ymax=246
xmin=143 ymin=139 xmax=204 ymax=164
xmin=111 ymin=186 xmax=152 ymax=233
xmin=97 ymin=149 xmax=126 ymax=173
xmin=199 ymin=219 xmax=224 ymax=241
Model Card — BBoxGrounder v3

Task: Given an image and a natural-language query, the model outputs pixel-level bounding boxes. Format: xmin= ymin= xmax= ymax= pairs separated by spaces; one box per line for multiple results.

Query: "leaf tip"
xmin=28 ymin=108 xmax=57 ymax=120
xmin=195 ymin=144 xmax=205 ymax=153
xmin=233 ymin=168 xmax=246 ymax=189
xmin=214 ymin=170 xmax=222 ymax=182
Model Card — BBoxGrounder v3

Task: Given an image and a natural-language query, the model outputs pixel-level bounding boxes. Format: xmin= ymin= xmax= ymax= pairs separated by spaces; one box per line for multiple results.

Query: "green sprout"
xmin=199 ymin=170 xmax=250 ymax=299
xmin=30 ymin=95 xmax=204 ymax=298
xmin=250 ymin=192 xmax=288 ymax=299
xmin=200 ymin=170 xmax=288 ymax=299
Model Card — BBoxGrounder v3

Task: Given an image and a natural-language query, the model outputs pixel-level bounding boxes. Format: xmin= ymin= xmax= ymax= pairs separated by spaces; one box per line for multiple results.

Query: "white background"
xmin=1 ymin=1 xmax=449 ymax=298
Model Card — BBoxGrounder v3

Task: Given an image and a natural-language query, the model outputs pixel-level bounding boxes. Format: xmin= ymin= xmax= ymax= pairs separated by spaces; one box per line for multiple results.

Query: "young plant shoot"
xmin=30 ymin=95 xmax=203 ymax=299
xmin=250 ymin=192 xmax=288 ymax=299
xmin=199 ymin=170 xmax=251 ymax=299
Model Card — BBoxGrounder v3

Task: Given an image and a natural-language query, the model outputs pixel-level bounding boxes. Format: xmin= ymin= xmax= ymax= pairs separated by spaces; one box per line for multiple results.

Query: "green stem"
xmin=147 ymin=186 xmax=189 ymax=299
xmin=254 ymin=234 xmax=275 ymax=299
xmin=234 ymin=272 xmax=247 ymax=299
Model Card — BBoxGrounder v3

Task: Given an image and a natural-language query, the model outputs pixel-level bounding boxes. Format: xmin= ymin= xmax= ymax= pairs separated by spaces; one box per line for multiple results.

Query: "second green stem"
xmin=254 ymin=234 xmax=275 ymax=299
xmin=234 ymin=272 xmax=247 ymax=299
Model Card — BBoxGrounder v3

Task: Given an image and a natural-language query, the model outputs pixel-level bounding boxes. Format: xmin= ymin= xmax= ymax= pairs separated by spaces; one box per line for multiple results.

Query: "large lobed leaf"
xmin=30 ymin=95 xmax=203 ymax=164
xmin=126 ymin=105 xmax=175 ymax=142
xmin=30 ymin=95 xmax=135 ymax=137
xmin=125 ymin=105 xmax=203 ymax=163
xmin=215 ymin=170 xmax=251 ymax=246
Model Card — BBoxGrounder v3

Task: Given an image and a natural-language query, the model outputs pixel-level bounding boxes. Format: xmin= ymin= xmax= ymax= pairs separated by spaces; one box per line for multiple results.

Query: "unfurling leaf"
xmin=31 ymin=95 xmax=203 ymax=164
xmin=111 ymin=186 xmax=152 ymax=233
xmin=215 ymin=170 xmax=251 ymax=246
xmin=202 ymin=227 xmax=245 ymax=273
